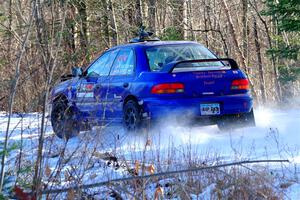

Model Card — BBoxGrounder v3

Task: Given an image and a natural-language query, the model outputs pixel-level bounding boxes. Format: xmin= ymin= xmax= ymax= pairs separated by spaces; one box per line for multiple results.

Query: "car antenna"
xmin=130 ymin=25 xmax=160 ymax=43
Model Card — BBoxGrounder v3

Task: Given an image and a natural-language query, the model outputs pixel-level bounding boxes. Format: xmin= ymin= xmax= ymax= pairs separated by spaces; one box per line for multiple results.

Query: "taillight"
xmin=231 ymin=79 xmax=249 ymax=90
xmin=151 ymin=83 xmax=184 ymax=94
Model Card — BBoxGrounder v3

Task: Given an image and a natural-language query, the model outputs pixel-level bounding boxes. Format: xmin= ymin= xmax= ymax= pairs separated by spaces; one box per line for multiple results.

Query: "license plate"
xmin=200 ymin=103 xmax=220 ymax=115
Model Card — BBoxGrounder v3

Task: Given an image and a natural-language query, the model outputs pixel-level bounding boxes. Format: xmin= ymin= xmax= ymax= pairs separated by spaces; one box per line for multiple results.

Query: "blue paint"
xmin=50 ymin=41 xmax=253 ymax=125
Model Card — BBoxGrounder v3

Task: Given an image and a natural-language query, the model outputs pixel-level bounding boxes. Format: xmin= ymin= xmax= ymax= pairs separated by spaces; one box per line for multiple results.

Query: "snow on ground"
xmin=0 ymin=108 xmax=299 ymax=198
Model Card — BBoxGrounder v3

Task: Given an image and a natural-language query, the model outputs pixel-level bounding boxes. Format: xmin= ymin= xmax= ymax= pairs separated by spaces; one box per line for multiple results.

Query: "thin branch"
xmin=41 ymin=159 xmax=289 ymax=194
xmin=0 ymin=2 xmax=35 ymax=192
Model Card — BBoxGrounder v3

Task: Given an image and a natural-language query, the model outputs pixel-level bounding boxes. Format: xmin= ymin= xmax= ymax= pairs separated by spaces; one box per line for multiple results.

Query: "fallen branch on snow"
xmin=40 ymin=159 xmax=289 ymax=194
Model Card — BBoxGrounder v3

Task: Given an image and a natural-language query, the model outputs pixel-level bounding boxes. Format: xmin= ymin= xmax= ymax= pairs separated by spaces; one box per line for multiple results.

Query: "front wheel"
xmin=217 ymin=109 xmax=256 ymax=131
xmin=51 ymin=100 xmax=79 ymax=140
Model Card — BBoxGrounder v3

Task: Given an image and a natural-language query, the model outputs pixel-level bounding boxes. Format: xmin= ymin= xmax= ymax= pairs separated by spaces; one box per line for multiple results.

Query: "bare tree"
xmin=135 ymin=0 xmax=143 ymax=27
xmin=220 ymin=0 xmax=247 ymax=72
xmin=101 ymin=0 xmax=111 ymax=47
xmin=171 ymin=0 xmax=186 ymax=39
xmin=0 ymin=2 xmax=34 ymax=192
xmin=241 ymin=0 xmax=249 ymax=63
xmin=76 ymin=0 xmax=88 ymax=58
xmin=147 ymin=0 xmax=156 ymax=33
xmin=32 ymin=0 xmax=67 ymax=197
xmin=108 ymin=0 xmax=118 ymax=45
xmin=250 ymin=0 xmax=282 ymax=101
xmin=253 ymin=15 xmax=266 ymax=103
xmin=220 ymin=0 xmax=257 ymax=99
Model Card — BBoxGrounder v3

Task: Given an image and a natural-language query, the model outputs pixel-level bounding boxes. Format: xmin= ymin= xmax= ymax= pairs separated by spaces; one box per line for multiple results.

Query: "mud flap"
xmin=217 ymin=109 xmax=256 ymax=131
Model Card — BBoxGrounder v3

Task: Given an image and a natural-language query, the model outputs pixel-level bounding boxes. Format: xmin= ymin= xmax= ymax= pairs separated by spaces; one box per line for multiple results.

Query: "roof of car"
xmin=109 ymin=41 xmax=199 ymax=50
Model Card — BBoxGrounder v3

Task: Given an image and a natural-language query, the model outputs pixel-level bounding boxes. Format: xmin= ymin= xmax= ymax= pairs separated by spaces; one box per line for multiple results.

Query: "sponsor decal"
xmin=194 ymin=71 xmax=225 ymax=79
xmin=77 ymin=83 xmax=95 ymax=92
xmin=113 ymin=94 xmax=122 ymax=99
xmin=204 ymin=81 xmax=215 ymax=85
xmin=85 ymin=84 xmax=94 ymax=91
xmin=77 ymin=92 xmax=94 ymax=98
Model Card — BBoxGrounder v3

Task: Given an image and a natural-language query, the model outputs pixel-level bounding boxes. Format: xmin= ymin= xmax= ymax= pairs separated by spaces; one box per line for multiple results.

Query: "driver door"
xmin=75 ymin=50 xmax=118 ymax=118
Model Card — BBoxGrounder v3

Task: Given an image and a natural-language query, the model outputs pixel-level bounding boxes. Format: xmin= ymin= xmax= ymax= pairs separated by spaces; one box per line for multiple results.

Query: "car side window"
xmin=110 ymin=48 xmax=135 ymax=76
xmin=87 ymin=50 xmax=118 ymax=76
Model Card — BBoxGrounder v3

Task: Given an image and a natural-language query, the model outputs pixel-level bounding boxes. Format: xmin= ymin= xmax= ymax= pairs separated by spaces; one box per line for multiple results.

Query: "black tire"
xmin=123 ymin=100 xmax=142 ymax=132
xmin=217 ymin=109 xmax=256 ymax=131
xmin=51 ymin=99 xmax=79 ymax=140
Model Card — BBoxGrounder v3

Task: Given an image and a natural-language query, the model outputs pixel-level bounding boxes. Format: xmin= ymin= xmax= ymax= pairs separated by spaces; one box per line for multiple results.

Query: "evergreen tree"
xmin=264 ymin=0 xmax=300 ymax=98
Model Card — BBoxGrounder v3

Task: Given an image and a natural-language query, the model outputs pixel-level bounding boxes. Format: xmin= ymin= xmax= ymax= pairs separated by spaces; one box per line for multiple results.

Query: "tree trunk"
xmin=0 ymin=2 xmax=33 ymax=192
xmin=142 ymin=0 xmax=147 ymax=23
xmin=220 ymin=0 xmax=246 ymax=71
xmin=32 ymin=1 xmax=67 ymax=197
xmin=128 ymin=3 xmax=134 ymax=26
xmin=253 ymin=16 xmax=266 ymax=103
xmin=65 ymin=4 xmax=76 ymax=58
xmin=76 ymin=0 xmax=88 ymax=62
xmin=241 ymin=0 xmax=248 ymax=63
xmin=220 ymin=0 xmax=256 ymax=99
xmin=7 ymin=0 xmax=12 ymax=69
xmin=148 ymin=0 xmax=156 ymax=33
xmin=101 ymin=0 xmax=110 ymax=47
xmin=135 ymin=0 xmax=143 ymax=27
xmin=203 ymin=0 xmax=209 ymax=47
xmin=108 ymin=0 xmax=118 ymax=46
xmin=250 ymin=0 xmax=282 ymax=101
xmin=171 ymin=0 xmax=185 ymax=39
xmin=186 ymin=0 xmax=195 ymax=40
xmin=0 ymin=0 xmax=31 ymax=191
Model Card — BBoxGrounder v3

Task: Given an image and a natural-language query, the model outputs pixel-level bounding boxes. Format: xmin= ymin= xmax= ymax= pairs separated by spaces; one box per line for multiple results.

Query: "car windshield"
xmin=145 ymin=44 xmax=226 ymax=72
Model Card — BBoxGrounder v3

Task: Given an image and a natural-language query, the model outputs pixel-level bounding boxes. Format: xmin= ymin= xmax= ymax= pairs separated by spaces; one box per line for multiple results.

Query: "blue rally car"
xmin=50 ymin=37 xmax=255 ymax=139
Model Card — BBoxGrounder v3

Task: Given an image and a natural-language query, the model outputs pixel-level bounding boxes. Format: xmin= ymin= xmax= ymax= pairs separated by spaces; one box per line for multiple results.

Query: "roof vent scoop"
xmin=130 ymin=25 xmax=160 ymax=43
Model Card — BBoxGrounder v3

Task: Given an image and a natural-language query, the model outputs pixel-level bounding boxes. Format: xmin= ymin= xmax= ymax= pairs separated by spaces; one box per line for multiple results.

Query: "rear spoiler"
xmin=160 ymin=58 xmax=239 ymax=73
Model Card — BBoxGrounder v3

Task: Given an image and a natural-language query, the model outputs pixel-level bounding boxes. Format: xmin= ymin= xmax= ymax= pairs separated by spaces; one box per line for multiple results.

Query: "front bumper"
xmin=141 ymin=94 xmax=253 ymax=119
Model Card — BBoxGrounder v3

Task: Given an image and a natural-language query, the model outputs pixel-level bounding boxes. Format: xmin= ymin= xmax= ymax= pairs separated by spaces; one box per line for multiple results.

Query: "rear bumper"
xmin=141 ymin=93 xmax=253 ymax=119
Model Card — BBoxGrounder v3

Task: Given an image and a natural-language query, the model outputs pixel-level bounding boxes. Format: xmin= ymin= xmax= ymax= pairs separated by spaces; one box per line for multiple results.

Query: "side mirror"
xmin=71 ymin=66 xmax=83 ymax=77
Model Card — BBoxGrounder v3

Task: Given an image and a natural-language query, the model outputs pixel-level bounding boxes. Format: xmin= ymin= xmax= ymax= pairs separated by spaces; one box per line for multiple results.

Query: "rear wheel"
xmin=123 ymin=100 xmax=143 ymax=132
xmin=217 ymin=109 xmax=255 ymax=131
xmin=51 ymin=99 xmax=79 ymax=139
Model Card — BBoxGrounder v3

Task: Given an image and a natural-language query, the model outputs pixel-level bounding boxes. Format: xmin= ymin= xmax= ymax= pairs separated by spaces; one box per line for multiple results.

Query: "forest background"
xmin=0 ymin=0 xmax=299 ymax=112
